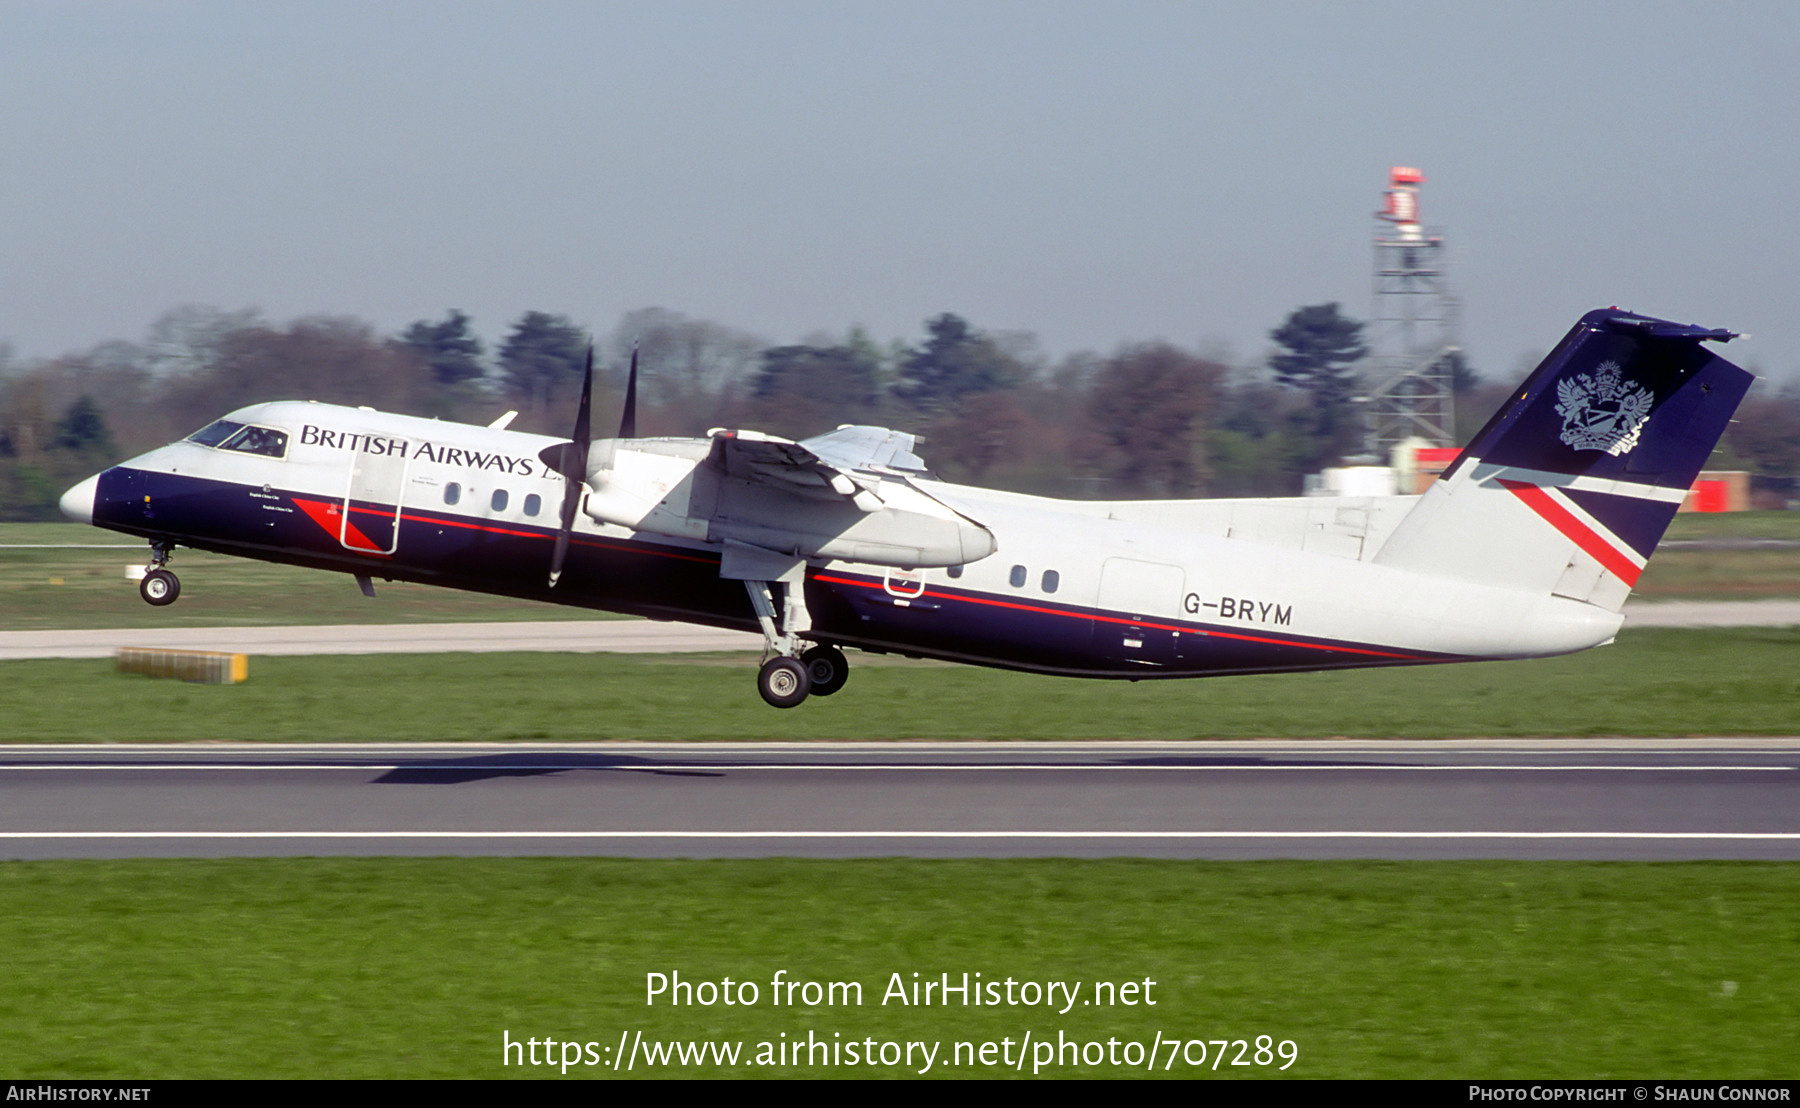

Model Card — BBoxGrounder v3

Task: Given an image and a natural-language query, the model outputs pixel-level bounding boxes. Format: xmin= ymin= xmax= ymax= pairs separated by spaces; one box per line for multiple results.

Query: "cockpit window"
xmin=186 ymin=419 xmax=288 ymax=458
xmin=187 ymin=419 xmax=245 ymax=447
xmin=221 ymin=425 xmax=289 ymax=458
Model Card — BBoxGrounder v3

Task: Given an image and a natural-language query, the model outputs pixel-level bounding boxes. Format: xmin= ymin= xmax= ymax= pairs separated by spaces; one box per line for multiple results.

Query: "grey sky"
xmin=4 ymin=1 xmax=1797 ymax=383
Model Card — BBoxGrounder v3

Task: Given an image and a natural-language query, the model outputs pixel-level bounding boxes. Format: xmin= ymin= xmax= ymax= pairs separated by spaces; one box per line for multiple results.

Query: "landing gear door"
xmin=340 ymin=441 xmax=410 ymax=555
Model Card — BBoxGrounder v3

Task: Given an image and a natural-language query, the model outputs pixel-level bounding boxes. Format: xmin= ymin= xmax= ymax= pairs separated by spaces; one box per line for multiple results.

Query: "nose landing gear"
xmin=138 ymin=542 xmax=181 ymax=606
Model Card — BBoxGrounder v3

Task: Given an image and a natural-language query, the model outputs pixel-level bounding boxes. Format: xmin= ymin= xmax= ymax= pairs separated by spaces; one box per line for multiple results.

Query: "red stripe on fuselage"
xmin=1496 ymin=479 xmax=1642 ymax=585
xmin=290 ymin=494 xmax=1429 ymax=662
xmin=812 ymin=573 xmax=1426 ymax=661
xmin=290 ymin=497 xmax=391 ymax=556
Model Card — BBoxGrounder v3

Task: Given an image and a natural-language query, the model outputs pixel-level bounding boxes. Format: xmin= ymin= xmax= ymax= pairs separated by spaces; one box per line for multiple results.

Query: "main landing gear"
xmin=743 ymin=579 xmax=850 ymax=708
xmin=138 ymin=542 xmax=181 ymax=606
xmin=800 ymin=643 xmax=849 ymax=696
xmin=756 ymin=656 xmax=810 ymax=709
xmin=753 ymin=644 xmax=851 ymax=710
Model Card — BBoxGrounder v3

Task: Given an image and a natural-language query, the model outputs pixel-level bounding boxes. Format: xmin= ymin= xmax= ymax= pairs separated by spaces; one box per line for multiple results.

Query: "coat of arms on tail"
xmin=1555 ymin=360 xmax=1654 ymax=456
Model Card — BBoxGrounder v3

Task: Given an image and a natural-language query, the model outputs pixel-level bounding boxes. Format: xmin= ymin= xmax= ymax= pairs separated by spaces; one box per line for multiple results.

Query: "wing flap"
xmin=707 ymin=426 xmax=924 ymax=507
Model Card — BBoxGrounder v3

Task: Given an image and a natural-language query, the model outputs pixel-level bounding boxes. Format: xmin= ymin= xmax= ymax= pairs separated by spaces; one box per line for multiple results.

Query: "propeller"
xmin=541 ymin=343 xmax=594 ymax=589
xmin=618 ymin=342 xmax=639 ymax=438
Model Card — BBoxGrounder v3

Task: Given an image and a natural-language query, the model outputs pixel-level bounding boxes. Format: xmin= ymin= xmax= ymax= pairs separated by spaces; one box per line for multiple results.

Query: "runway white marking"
xmin=16 ymin=740 xmax=1800 ymax=752
xmin=1 ymin=763 xmax=1791 ymax=772
xmin=4 ymin=831 xmax=1799 ymax=841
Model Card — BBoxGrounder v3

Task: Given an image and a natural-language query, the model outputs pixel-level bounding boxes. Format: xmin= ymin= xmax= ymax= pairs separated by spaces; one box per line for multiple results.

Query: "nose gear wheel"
xmin=139 ymin=568 xmax=180 ymax=606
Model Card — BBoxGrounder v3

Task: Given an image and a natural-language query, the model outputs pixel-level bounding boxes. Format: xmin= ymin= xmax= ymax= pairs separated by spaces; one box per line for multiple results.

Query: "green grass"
xmin=1639 ymin=507 xmax=1800 ymax=597
xmin=1 ymin=859 xmax=1794 ymax=1078
xmin=0 ymin=523 xmax=613 ymax=629
xmin=1663 ymin=510 xmax=1800 ymax=542
xmin=3 ymin=627 xmax=1796 ymax=742
xmin=1635 ymin=548 xmax=1800 ymax=599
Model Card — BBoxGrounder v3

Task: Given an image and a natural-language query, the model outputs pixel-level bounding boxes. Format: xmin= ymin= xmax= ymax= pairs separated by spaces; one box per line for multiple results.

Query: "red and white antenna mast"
xmin=1378 ymin=166 xmax=1426 ymax=239
xmin=1366 ymin=166 xmax=1459 ymax=457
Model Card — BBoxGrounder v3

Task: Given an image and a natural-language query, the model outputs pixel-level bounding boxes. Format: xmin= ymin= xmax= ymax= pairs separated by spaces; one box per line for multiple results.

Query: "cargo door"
xmin=1093 ymin=558 xmax=1185 ymax=665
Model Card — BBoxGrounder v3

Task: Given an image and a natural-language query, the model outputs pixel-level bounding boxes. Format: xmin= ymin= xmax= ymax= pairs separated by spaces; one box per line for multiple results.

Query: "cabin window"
xmin=444 ymin=482 xmax=461 ymax=506
xmin=186 ymin=420 xmax=245 ymax=447
xmin=1009 ymin=564 xmax=1026 ymax=588
xmin=1042 ymin=569 xmax=1060 ymax=594
xmin=524 ymin=493 xmax=541 ymax=517
xmin=220 ymin=425 xmax=288 ymax=459
xmin=491 ymin=489 xmax=508 ymax=512
xmin=945 ymin=565 xmax=963 ymax=579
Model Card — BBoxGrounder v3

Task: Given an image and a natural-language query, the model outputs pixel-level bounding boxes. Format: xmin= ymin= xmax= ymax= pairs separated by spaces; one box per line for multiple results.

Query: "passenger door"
xmin=338 ymin=441 xmax=410 ymax=555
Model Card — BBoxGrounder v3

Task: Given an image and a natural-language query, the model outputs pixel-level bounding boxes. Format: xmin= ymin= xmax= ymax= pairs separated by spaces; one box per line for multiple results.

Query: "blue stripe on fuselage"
xmin=89 ymin=466 xmax=1467 ymax=679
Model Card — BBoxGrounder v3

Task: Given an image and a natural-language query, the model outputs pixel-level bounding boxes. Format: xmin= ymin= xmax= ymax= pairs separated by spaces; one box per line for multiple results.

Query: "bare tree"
xmin=141 ymin=305 xmax=264 ymax=379
xmin=605 ymin=308 xmax=767 ymax=434
xmin=1081 ymin=344 xmax=1226 ymax=497
xmin=162 ymin=317 xmax=434 ymax=421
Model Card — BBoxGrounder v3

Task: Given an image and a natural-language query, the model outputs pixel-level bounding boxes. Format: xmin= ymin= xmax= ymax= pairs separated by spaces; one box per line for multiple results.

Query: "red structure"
xmin=1378 ymin=167 xmax=1426 ymax=235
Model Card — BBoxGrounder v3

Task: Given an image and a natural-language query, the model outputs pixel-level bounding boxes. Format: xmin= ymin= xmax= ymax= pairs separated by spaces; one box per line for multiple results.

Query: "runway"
xmin=4 ymin=740 xmax=1798 ymax=861
xmin=0 ymin=619 xmax=761 ymax=660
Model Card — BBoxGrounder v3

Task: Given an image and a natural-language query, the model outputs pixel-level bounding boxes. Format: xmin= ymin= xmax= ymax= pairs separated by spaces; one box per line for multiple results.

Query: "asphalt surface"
xmin=5 ymin=610 xmax=1793 ymax=863
xmin=0 ymin=620 xmax=762 ymax=659
xmin=1 ymin=600 xmax=1795 ymax=659
xmin=4 ymin=740 xmax=1798 ymax=861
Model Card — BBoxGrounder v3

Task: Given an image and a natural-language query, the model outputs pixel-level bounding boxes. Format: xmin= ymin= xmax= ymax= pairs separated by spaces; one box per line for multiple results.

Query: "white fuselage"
xmin=67 ymin=399 xmax=1621 ymax=679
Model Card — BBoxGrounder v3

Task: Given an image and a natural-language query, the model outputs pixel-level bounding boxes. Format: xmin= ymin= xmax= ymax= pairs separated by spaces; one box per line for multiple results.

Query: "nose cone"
xmin=60 ymin=474 xmax=100 ymax=524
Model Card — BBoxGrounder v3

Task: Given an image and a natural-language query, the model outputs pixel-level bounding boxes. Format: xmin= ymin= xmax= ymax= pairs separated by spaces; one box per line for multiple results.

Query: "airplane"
xmin=59 ymin=307 xmax=1752 ymax=708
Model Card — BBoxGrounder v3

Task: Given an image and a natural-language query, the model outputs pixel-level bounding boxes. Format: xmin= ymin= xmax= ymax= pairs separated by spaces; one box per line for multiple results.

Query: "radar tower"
xmin=1365 ymin=167 xmax=1459 ymax=455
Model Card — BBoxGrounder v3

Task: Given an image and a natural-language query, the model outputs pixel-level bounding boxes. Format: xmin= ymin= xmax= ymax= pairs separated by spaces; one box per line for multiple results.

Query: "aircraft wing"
xmin=586 ymin=423 xmax=994 ymax=568
xmin=707 ymin=425 xmax=929 ymax=508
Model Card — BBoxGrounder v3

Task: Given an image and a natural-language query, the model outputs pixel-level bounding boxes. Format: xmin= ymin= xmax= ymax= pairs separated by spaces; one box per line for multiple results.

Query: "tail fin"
xmin=1373 ymin=308 xmax=1753 ymax=610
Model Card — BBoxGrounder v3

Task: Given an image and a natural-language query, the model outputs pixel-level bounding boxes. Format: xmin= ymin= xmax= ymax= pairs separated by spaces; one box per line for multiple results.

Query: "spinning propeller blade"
xmin=618 ymin=342 xmax=639 ymax=439
xmin=544 ymin=343 xmax=593 ymax=588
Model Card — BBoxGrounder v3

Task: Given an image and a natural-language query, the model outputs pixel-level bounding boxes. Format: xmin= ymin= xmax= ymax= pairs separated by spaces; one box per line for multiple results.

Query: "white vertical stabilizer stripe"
xmin=1469 ymin=462 xmax=1691 ymax=504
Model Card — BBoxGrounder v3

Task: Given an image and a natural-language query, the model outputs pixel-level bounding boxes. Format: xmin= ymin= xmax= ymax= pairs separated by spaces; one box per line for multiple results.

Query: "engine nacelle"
xmin=581 ymin=439 xmax=714 ymax=541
